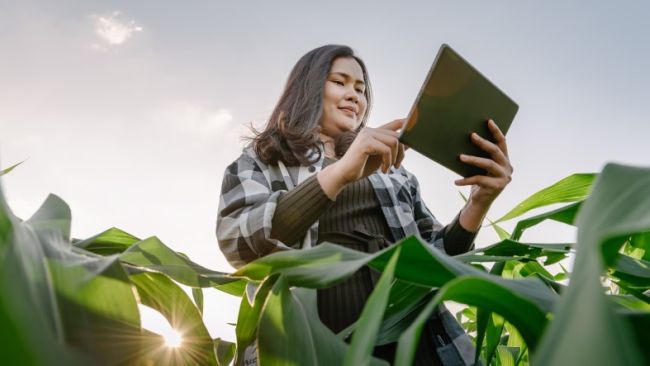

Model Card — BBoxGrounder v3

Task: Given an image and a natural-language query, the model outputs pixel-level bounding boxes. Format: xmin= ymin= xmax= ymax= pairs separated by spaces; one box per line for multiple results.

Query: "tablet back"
xmin=399 ymin=44 xmax=519 ymax=177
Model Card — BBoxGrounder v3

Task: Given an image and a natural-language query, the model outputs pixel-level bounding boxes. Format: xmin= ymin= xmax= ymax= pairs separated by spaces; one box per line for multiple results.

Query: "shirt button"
xmin=308 ymin=166 xmax=316 ymax=173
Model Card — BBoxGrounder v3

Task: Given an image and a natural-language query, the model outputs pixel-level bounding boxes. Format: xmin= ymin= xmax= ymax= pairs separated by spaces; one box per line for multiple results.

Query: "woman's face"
xmin=319 ymin=57 xmax=368 ymax=139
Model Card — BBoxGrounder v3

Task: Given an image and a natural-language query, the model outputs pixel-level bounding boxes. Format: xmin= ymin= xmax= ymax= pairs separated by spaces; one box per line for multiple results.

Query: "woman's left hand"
xmin=454 ymin=119 xmax=513 ymax=209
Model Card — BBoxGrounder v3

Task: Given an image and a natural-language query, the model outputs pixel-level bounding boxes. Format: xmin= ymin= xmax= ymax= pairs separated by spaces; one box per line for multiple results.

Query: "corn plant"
xmin=1 ymin=162 xmax=649 ymax=365
xmin=0 ymin=171 xmax=243 ymax=365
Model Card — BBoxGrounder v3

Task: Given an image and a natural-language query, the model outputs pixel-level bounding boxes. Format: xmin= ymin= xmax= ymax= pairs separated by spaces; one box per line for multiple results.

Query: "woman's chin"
xmin=320 ymin=119 xmax=359 ymax=139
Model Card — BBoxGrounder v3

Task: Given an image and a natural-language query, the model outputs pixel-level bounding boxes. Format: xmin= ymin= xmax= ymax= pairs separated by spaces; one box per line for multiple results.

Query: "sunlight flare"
xmin=163 ymin=329 xmax=183 ymax=348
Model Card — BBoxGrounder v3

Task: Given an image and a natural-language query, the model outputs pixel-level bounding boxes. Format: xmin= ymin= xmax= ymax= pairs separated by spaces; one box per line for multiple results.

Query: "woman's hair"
xmin=244 ymin=44 xmax=373 ymax=166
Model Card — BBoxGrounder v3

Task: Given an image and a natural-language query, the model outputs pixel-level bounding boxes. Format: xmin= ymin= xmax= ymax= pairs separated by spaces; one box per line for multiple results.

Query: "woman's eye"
xmin=333 ymin=80 xmax=344 ymax=85
xmin=356 ymin=89 xmax=364 ymax=93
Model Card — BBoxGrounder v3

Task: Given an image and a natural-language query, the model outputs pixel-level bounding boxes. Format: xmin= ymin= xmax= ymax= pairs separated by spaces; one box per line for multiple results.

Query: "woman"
xmin=217 ymin=45 xmax=513 ymax=365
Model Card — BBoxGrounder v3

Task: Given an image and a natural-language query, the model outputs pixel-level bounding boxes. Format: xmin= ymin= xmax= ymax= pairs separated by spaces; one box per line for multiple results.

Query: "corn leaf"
xmin=511 ymin=201 xmax=582 ymax=241
xmin=0 ymin=160 xmax=25 ymax=177
xmin=130 ymin=272 xmax=217 ymax=365
xmin=394 ymin=276 xmax=549 ymax=366
xmin=533 ymin=164 xmax=650 ymax=365
xmin=214 ymin=338 xmax=236 ymax=366
xmin=120 ymin=236 xmax=236 ymax=289
xmin=257 ymin=277 xmax=388 ymax=366
xmin=495 ymin=173 xmax=596 ymax=223
xmin=344 ymin=247 xmax=400 ymax=366
xmin=610 ymin=254 xmax=650 ymax=287
xmin=73 ymin=227 xmax=140 ymax=255
xmin=0 ymin=190 xmax=88 ymax=365
xmin=234 ymin=274 xmax=278 ymax=364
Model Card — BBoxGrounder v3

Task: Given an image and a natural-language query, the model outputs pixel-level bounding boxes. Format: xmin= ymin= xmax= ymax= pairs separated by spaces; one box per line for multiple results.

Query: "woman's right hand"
xmin=317 ymin=119 xmax=407 ymax=199
xmin=336 ymin=118 xmax=407 ymax=184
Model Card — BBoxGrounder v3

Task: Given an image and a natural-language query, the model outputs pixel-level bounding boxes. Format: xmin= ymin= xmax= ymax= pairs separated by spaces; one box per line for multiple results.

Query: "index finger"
xmin=379 ymin=118 xmax=407 ymax=131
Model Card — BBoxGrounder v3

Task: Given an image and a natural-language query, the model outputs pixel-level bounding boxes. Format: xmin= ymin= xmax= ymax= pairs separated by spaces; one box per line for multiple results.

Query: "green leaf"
xmin=511 ymin=201 xmax=582 ymax=241
xmin=25 ymin=193 xmax=71 ymax=241
xmin=192 ymin=288 xmax=204 ymax=315
xmin=461 ymin=239 xmax=571 ymax=260
xmin=336 ymin=280 xmax=437 ymax=346
xmin=257 ymin=276 xmax=388 ymax=366
xmin=234 ymin=274 xmax=278 ymax=364
xmin=1 ymin=191 xmax=150 ymax=365
xmin=120 ymin=236 xmax=237 ymax=289
xmin=0 ymin=190 xmax=88 ymax=365
xmin=630 ymin=231 xmax=650 ymax=261
xmin=214 ymin=338 xmax=236 ymax=366
xmin=495 ymin=173 xmax=596 ymax=223
xmin=512 ymin=261 xmax=554 ymax=280
xmin=492 ymin=222 xmax=512 ymax=241
xmin=0 ymin=160 xmax=25 ymax=177
xmin=378 ymin=280 xmax=434 ymax=342
xmin=369 ymin=237 xmax=472 ymax=287
xmin=459 ymin=306 xmax=477 ymax=322
xmin=496 ymin=345 xmax=518 ymax=366
xmin=177 ymin=252 xmax=205 ymax=314
xmin=235 ymin=242 xmax=370 ymax=287
xmin=395 ymin=276 xmax=549 ymax=366
xmin=344 ymin=247 xmax=400 ymax=366
xmin=622 ymin=311 xmax=650 ymax=363
xmin=47 ymin=252 xmax=142 ymax=347
xmin=233 ymin=235 xmax=557 ymax=365
xmin=621 ymin=241 xmax=645 ymax=259
xmin=504 ymin=321 xmax=526 ymax=365
xmin=543 ymin=251 xmax=568 ymax=266
xmin=488 ymin=218 xmax=512 ymax=241
xmin=610 ymin=254 xmax=650 ymax=287
xmin=370 ymin=238 xmax=557 ymax=314
xmin=0 ymin=179 xmax=229 ymax=364
xmin=484 ymin=313 xmax=505 ymax=366
xmin=455 ymin=254 xmax=529 ymax=263
xmin=475 ymin=262 xmax=505 ymax=365
xmin=73 ymin=227 xmax=140 ymax=255
xmin=213 ymin=278 xmax=247 ymax=297
xmin=554 ymin=272 xmax=568 ymax=281
xmin=50 ymin=258 xmax=154 ymax=364
xmin=533 ymin=164 xmax=650 ymax=366
xmin=130 ymin=272 xmax=217 ymax=365
xmin=611 ymin=294 xmax=650 ymax=311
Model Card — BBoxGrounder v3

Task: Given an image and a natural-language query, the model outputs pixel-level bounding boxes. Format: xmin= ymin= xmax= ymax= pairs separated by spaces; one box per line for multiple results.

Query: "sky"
xmin=1 ymin=0 xmax=649 ymax=343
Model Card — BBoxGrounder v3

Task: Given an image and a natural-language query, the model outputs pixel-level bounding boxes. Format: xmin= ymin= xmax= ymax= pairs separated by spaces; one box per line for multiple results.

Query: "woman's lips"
xmin=339 ymin=107 xmax=356 ymax=117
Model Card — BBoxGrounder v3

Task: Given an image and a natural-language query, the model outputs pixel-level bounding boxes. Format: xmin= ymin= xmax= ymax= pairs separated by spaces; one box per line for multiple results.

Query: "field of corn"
xmin=1 ymin=161 xmax=649 ymax=366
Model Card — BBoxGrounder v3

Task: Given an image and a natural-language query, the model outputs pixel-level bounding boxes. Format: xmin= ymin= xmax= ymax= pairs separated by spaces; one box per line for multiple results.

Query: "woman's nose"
xmin=345 ymin=89 xmax=359 ymax=103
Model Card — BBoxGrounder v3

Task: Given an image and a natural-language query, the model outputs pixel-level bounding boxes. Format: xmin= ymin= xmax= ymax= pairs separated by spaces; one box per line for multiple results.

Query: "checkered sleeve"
xmin=407 ymin=171 xmax=476 ymax=255
xmin=216 ymin=153 xmax=295 ymax=269
xmin=407 ymin=171 xmax=447 ymax=252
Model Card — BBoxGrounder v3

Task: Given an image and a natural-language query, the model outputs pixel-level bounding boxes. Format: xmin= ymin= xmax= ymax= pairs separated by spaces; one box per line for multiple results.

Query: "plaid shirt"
xmin=216 ymin=141 xmax=478 ymax=365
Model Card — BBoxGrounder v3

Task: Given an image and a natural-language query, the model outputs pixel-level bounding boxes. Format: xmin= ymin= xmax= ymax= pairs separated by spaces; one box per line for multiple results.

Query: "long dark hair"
xmin=245 ymin=45 xmax=373 ymax=166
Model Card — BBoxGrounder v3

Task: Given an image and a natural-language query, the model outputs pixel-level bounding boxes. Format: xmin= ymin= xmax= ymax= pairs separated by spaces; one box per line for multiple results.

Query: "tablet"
xmin=398 ymin=44 xmax=519 ymax=177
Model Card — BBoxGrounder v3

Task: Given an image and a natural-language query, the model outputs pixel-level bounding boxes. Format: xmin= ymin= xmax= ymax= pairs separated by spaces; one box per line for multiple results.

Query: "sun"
xmin=139 ymin=305 xmax=184 ymax=348
xmin=163 ymin=329 xmax=183 ymax=348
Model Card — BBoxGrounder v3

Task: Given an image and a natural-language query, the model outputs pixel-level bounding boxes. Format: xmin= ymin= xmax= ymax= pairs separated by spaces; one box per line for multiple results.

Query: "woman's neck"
xmin=319 ymin=133 xmax=337 ymax=160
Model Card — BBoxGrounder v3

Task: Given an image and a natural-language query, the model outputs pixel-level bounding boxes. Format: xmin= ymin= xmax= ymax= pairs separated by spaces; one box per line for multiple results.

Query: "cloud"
xmin=154 ymin=102 xmax=238 ymax=137
xmin=91 ymin=11 xmax=142 ymax=50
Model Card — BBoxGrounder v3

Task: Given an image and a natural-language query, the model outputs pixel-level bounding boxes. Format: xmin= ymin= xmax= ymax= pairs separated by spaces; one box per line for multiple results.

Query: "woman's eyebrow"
xmin=329 ymin=72 xmax=365 ymax=85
